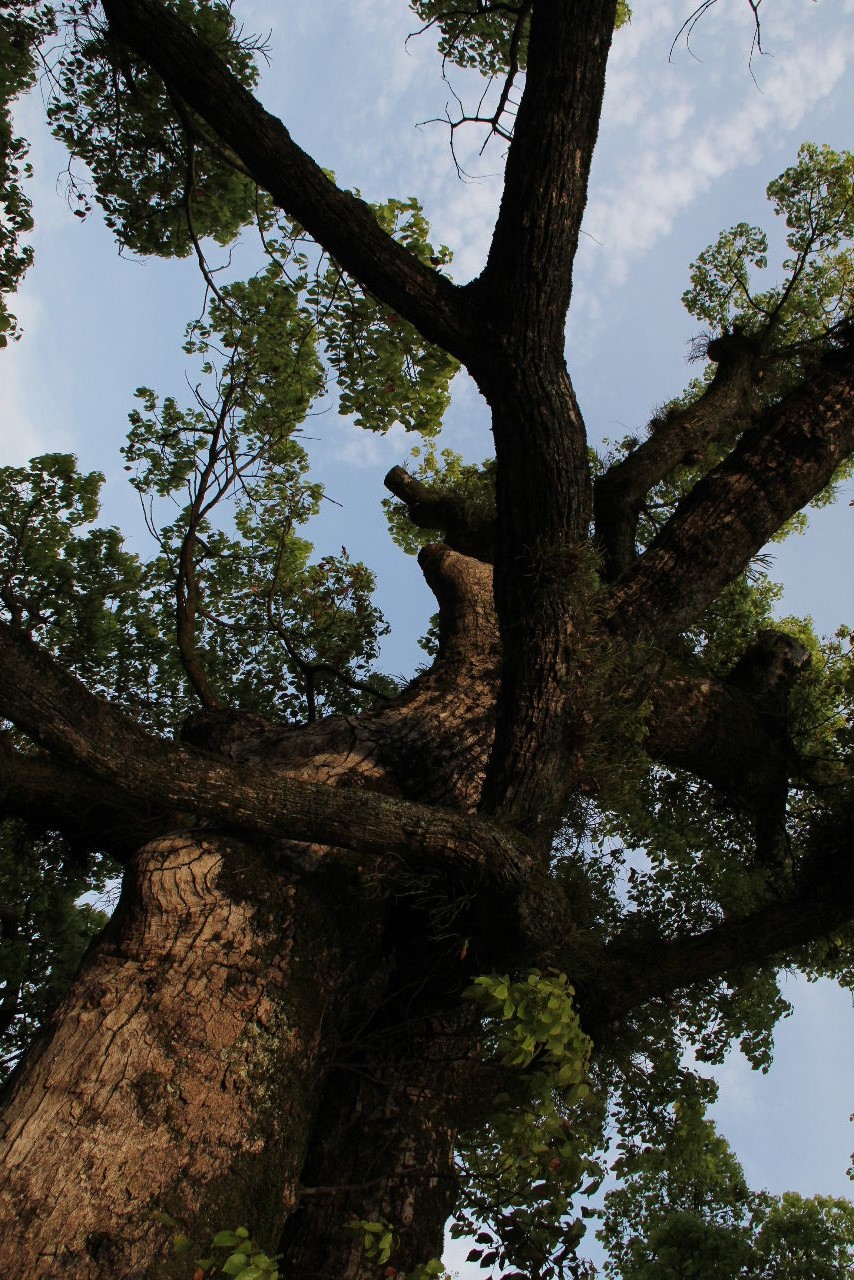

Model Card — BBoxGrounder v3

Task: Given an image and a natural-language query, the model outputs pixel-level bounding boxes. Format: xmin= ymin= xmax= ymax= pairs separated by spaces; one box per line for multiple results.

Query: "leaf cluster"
xmin=162 ymin=1217 xmax=280 ymax=1278
xmin=0 ymin=820 xmax=115 ymax=1086
xmin=452 ymin=971 xmax=604 ymax=1279
xmin=309 ymin=197 xmax=458 ymax=436
xmin=0 ymin=452 xmax=185 ymax=720
xmin=0 ymin=1 xmax=55 ymax=341
xmin=409 ymin=0 xmax=631 ymax=79
xmin=44 ymin=0 xmax=260 ymax=257
xmin=683 ymin=143 xmax=853 ymax=400
xmin=598 ymin=1097 xmax=854 ymax=1279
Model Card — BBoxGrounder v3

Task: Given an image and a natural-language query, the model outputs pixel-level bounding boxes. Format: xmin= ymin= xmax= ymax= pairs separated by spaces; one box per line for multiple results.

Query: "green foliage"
xmin=0 ymin=452 xmax=199 ymax=729
xmin=0 ymin=452 xmax=176 ymax=709
xmin=164 ymin=1217 xmax=280 ymax=1278
xmin=346 ymin=1217 xmax=395 ymax=1267
xmin=0 ymin=440 xmax=389 ymax=729
xmin=0 ymin=820 xmax=114 ymax=1085
xmin=451 ymin=971 xmax=604 ymax=1279
xmin=383 ymin=444 xmax=496 ymax=555
xmin=409 ymin=0 xmax=631 ymax=78
xmin=0 ymin=1 xmax=54 ymax=342
xmin=311 ymin=197 xmax=458 ymax=435
xmin=0 ymin=173 xmax=461 ymax=731
xmin=45 ymin=0 xmax=260 ymax=257
xmin=786 ymin=623 xmax=854 ymax=791
xmin=123 ymin=265 xmax=393 ymax=721
xmin=600 ymin=1096 xmax=753 ymax=1279
xmin=748 ymin=1192 xmax=854 ymax=1280
xmin=598 ymin=1098 xmax=854 ymax=1279
xmin=410 ymin=0 xmax=532 ymax=77
xmin=683 ymin=143 xmax=853 ymax=396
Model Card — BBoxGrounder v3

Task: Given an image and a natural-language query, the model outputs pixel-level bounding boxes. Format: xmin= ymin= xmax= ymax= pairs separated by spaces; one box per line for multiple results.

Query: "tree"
xmin=598 ymin=1098 xmax=854 ymax=1278
xmin=0 ymin=0 xmax=852 ymax=1277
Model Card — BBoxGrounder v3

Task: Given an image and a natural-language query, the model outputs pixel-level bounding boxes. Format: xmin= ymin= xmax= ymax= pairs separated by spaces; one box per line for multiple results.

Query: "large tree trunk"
xmin=0 ymin=834 xmax=385 ymax=1278
xmin=0 ymin=546 xmax=509 ymax=1278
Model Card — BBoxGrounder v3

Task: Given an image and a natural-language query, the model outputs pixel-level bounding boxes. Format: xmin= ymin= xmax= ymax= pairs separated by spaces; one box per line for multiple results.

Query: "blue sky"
xmin=2 ymin=0 xmax=853 ymax=1267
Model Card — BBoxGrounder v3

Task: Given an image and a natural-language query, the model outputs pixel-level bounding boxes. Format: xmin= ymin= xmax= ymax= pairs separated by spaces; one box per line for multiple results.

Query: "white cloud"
xmin=317 ymin=416 xmax=413 ymax=469
xmin=577 ymin=1 xmax=854 ymax=293
xmin=0 ymin=294 xmax=76 ymax=465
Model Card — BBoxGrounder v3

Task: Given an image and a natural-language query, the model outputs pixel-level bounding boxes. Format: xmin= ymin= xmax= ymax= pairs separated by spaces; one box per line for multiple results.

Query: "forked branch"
xmin=606 ymin=334 xmax=854 ymax=637
xmin=586 ymin=823 xmax=854 ymax=1029
xmin=594 ymin=332 xmax=761 ymax=579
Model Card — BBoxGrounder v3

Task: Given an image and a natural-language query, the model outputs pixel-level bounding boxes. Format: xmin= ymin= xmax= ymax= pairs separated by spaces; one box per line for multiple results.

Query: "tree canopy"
xmin=0 ymin=2 xmax=852 ymax=1278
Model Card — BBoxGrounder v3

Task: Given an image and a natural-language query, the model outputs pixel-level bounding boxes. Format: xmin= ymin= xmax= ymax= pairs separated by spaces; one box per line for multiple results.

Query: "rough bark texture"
xmin=0 ymin=836 xmax=387 ymax=1276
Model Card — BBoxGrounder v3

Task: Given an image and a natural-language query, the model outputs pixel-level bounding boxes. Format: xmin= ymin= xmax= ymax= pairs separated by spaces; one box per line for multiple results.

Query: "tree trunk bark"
xmin=0 ymin=834 xmax=383 ymax=1278
xmin=279 ymin=1008 xmax=480 ymax=1279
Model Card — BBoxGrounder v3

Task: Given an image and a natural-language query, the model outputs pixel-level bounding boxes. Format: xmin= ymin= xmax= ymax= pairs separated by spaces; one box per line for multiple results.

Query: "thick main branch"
xmin=0 ymin=735 xmax=157 ymax=862
xmin=0 ymin=622 xmax=528 ymax=886
xmin=606 ymin=337 xmax=854 ymax=637
xmin=101 ymin=0 xmax=476 ymax=359
xmin=477 ymin=0 xmax=618 ymax=341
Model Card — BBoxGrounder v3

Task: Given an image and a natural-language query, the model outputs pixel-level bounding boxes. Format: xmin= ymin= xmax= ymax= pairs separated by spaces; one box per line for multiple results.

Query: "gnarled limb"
xmin=0 ymin=620 xmax=528 ymax=891
xmin=607 ymin=335 xmax=854 ymax=638
xmin=594 ymin=334 xmax=760 ymax=578
xmin=645 ymin=632 xmax=812 ymax=867
xmin=385 ymin=466 xmax=495 ymax=562
xmin=179 ymin=546 xmax=501 ymax=813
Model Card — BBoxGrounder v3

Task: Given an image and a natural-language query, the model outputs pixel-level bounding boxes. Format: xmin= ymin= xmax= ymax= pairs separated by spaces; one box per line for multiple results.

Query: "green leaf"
xmin=222 ymin=1252 xmax=252 ymax=1275
xmin=211 ymin=1231 xmax=241 ymax=1248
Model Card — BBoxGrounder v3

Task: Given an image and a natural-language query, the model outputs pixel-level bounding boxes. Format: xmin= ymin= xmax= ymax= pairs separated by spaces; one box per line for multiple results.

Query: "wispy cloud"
xmin=315 ymin=415 xmax=413 ymax=470
xmin=578 ymin=0 xmax=854 ymax=287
